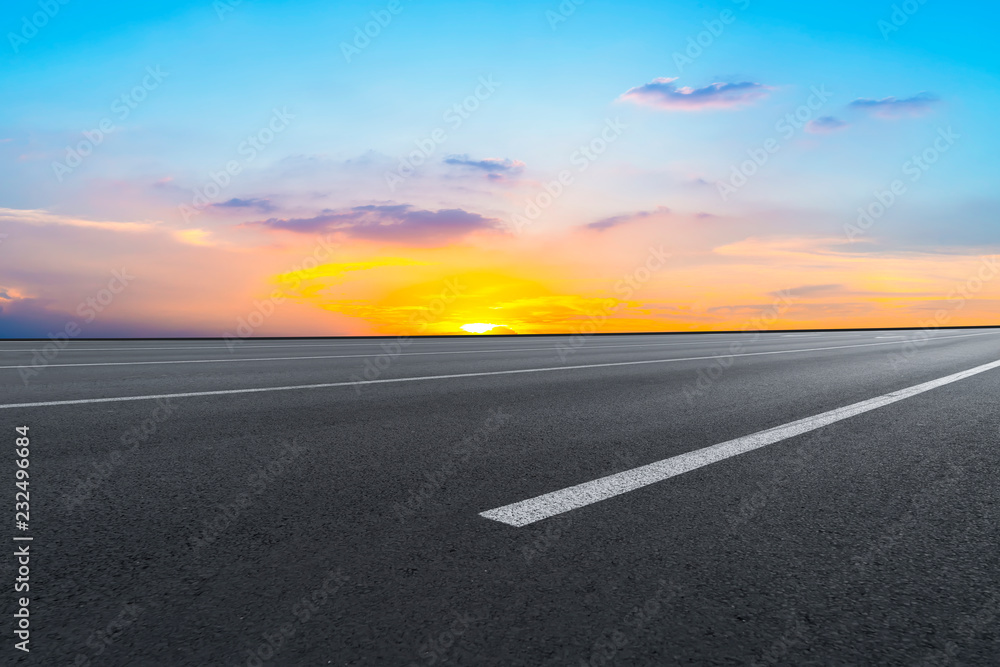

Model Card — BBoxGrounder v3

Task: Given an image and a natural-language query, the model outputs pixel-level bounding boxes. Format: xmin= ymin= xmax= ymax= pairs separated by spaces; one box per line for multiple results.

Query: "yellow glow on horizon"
xmin=262 ymin=235 xmax=1000 ymax=336
xmin=460 ymin=323 xmax=503 ymax=334
xmin=274 ymin=258 xmax=428 ymax=285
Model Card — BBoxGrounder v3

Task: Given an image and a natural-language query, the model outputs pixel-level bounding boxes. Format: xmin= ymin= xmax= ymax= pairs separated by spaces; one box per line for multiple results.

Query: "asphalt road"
xmin=2 ymin=328 xmax=1000 ymax=665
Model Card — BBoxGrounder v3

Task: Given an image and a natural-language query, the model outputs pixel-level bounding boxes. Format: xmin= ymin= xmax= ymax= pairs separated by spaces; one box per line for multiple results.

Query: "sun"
xmin=460 ymin=323 xmax=503 ymax=334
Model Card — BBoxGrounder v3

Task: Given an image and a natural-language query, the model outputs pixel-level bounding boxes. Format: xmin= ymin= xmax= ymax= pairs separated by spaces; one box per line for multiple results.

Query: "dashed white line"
xmin=480 ymin=356 xmax=1000 ymax=527
xmin=0 ymin=330 xmax=996 ymax=409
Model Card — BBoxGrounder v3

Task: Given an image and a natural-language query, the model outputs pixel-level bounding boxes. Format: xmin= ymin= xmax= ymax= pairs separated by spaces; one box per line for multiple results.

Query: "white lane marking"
xmin=0 ymin=330 xmax=961 ymax=353
xmin=480 ymin=356 xmax=1000 ymax=527
xmin=0 ymin=331 xmax=996 ymax=409
xmin=0 ymin=334 xmax=923 ymax=370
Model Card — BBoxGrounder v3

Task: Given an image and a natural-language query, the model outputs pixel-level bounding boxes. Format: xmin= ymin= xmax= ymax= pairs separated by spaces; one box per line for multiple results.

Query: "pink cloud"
xmin=619 ymin=77 xmax=771 ymax=111
xmin=245 ymin=204 xmax=506 ymax=246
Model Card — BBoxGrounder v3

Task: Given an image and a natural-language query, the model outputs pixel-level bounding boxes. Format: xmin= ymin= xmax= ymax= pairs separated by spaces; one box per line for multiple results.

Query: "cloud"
xmin=0 ymin=207 xmax=156 ymax=234
xmin=805 ymin=116 xmax=849 ymax=134
xmin=172 ymin=229 xmax=214 ymax=246
xmin=248 ymin=204 xmax=505 ymax=245
xmin=587 ymin=206 xmax=671 ymax=231
xmin=444 ymin=154 xmax=526 ymax=174
xmin=212 ymin=197 xmax=276 ymax=213
xmin=444 ymin=155 xmax=526 ymax=183
xmin=848 ymin=92 xmax=939 ymax=118
xmin=0 ymin=207 xmax=215 ymax=247
xmin=587 ymin=214 xmax=635 ymax=231
xmin=619 ymin=78 xmax=771 ymax=111
xmin=770 ymin=284 xmax=844 ymax=298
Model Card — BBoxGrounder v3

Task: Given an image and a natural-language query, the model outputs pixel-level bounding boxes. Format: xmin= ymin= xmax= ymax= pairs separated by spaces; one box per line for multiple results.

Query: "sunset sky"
xmin=2 ymin=0 xmax=999 ymax=337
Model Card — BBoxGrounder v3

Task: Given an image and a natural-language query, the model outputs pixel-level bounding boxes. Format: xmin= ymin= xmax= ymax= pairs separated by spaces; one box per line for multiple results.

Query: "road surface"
xmin=2 ymin=328 xmax=999 ymax=665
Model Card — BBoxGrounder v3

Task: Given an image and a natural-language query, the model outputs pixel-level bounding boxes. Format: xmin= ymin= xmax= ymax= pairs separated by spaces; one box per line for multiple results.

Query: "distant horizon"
xmin=5 ymin=324 xmax=1000 ymax=343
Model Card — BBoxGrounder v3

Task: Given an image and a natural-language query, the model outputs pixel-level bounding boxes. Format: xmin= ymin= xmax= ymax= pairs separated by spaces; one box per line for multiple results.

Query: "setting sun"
xmin=460 ymin=323 xmax=504 ymax=334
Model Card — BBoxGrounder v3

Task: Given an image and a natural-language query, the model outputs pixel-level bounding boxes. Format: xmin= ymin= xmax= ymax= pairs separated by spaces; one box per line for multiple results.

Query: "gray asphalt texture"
xmin=2 ymin=328 xmax=1000 ymax=665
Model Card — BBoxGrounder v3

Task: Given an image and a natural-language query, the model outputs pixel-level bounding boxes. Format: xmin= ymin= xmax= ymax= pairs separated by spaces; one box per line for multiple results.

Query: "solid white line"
xmin=480 ymin=356 xmax=1000 ymax=527
xmin=0 ymin=331 xmax=996 ymax=409
xmin=0 ymin=334 xmax=920 ymax=369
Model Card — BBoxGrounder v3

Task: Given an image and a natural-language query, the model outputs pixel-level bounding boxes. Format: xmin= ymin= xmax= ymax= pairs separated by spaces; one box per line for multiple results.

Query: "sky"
xmin=1 ymin=0 xmax=999 ymax=337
